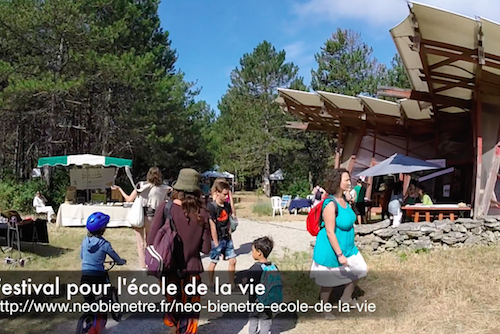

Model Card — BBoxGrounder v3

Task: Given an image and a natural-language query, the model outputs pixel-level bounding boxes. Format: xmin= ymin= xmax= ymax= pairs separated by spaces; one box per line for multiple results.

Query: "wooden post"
xmin=478 ymin=141 xmax=500 ymax=217
xmin=365 ymin=158 xmax=376 ymax=201
xmin=473 ymin=100 xmax=482 ymax=219
xmin=403 ymin=174 xmax=411 ymax=197
xmin=335 ymin=126 xmax=344 ymax=168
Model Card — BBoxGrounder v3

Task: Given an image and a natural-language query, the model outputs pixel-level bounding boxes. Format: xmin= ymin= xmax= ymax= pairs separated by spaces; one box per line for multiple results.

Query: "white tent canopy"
xmin=269 ymin=169 xmax=284 ymax=181
xmin=201 ymin=170 xmax=234 ymax=179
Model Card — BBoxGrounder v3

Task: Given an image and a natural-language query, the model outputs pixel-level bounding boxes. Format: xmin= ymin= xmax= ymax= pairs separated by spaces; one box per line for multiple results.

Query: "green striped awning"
xmin=37 ymin=154 xmax=132 ymax=168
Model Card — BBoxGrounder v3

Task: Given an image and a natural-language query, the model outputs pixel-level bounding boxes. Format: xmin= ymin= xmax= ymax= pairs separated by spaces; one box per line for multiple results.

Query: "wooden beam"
xmin=377 ymin=86 xmax=412 ymax=99
xmin=410 ymin=91 xmax=472 ymax=110
xmin=426 ymin=70 xmax=475 ymax=84
xmin=429 ymin=58 xmax=458 ymax=71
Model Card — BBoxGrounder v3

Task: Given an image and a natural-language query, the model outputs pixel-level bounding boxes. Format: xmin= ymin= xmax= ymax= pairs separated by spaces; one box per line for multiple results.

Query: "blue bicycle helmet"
xmin=86 ymin=212 xmax=110 ymax=232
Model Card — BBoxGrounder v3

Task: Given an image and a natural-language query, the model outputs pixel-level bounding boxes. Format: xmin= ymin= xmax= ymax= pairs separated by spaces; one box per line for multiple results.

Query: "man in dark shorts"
xmin=353 ymin=178 xmax=367 ymax=224
xmin=207 ymin=179 xmax=237 ymax=290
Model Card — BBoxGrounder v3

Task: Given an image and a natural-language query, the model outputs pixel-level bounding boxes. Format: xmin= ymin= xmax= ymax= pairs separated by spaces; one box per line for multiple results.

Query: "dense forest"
xmin=0 ymin=0 xmax=410 ymax=208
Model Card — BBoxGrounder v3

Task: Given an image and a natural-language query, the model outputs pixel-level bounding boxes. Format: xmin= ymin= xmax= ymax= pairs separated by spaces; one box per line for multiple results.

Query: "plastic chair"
xmin=271 ymin=196 xmax=283 ymax=217
xmin=281 ymin=195 xmax=292 ymax=209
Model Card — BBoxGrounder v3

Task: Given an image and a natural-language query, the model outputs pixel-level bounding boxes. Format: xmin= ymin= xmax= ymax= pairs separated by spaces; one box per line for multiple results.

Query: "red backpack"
xmin=306 ymin=198 xmax=338 ymax=236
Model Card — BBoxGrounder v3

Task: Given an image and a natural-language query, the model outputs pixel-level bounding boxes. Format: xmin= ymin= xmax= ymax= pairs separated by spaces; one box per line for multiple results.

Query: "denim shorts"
xmin=209 ymin=239 xmax=236 ymax=263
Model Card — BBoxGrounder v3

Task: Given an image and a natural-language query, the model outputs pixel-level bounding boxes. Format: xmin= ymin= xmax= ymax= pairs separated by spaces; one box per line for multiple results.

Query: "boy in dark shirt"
xmin=207 ymin=178 xmax=237 ymax=289
xmin=244 ymin=236 xmax=275 ymax=334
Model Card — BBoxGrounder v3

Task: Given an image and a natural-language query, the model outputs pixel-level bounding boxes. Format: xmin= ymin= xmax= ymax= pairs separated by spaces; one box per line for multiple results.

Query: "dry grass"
xmin=279 ymin=246 xmax=500 ymax=334
xmin=2 ymin=191 xmax=500 ymax=333
xmin=234 ymin=191 xmax=307 ymax=222
xmin=1 ymin=224 xmax=139 ymax=271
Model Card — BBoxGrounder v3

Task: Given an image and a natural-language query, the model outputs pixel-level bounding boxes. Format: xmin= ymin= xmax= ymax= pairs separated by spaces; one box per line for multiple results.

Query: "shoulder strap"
xmin=163 ymin=200 xmax=177 ymax=232
xmin=322 ymin=197 xmax=339 ymax=217
xmin=320 ymin=197 xmax=339 ymax=229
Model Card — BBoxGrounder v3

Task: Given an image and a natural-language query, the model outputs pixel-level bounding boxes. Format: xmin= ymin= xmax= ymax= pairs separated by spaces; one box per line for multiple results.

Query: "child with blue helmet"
xmin=81 ymin=212 xmax=126 ymax=302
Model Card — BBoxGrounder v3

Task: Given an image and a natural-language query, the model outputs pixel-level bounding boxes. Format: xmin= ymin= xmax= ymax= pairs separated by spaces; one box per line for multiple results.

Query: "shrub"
xmin=0 ymin=179 xmax=48 ymax=213
xmin=0 ymin=168 xmax=69 ymax=213
xmin=252 ymin=202 xmax=272 ymax=216
xmin=279 ymin=178 xmax=310 ymax=198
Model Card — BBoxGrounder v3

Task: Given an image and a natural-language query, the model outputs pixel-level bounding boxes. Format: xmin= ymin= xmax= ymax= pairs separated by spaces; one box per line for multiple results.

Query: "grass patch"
xmin=251 ymin=202 xmax=272 ymax=216
xmin=273 ymin=246 xmax=500 ymax=334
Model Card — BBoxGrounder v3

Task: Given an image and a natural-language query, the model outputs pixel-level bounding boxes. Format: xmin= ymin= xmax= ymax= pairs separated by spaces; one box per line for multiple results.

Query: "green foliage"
xmin=47 ymin=169 xmax=70 ymax=208
xmin=311 ymin=28 xmax=386 ymax=96
xmin=279 ymin=178 xmax=310 ymax=199
xmin=0 ymin=0 xmax=213 ymax=180
xmin=211 ymin=41 xmax=303 ymax=186
xmin=251 ymin=202 xmax=272 ymax=216
xmin=384 ymin=54 xmax=411 ymax=89
xmin=0 ymin=179 xmax=47 ymax=213
xmin=398 ymin=252 xmax=408 ymax=262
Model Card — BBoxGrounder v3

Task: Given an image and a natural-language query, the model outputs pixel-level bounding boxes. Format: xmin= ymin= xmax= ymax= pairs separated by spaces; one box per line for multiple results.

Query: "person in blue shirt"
xmin=80 ymin=212 xmax=126 ymax=302
xmin=310 ymin=168 xmax=368 ymax=319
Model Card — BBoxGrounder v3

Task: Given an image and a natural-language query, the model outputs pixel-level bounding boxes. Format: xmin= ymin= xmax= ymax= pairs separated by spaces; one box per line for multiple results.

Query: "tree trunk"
xmin=102 ymin=88 xmax=112 ymax=155
xmin=264 ymin=152 xmax=271 ymax=197
xmin=14 ymin=124 xmax=20 ymax=179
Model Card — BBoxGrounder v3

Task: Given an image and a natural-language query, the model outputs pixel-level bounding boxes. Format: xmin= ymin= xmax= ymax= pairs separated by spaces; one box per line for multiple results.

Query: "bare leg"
xmin=319 ymin=286 xmax=336 ymax=318
xmin=207 ymin=262 xmax=217 ymax=286
xmin=340 ymin=280 xmax=357 ymax=304
xmin=143 ymin=216 xmax=153 ymax=245
xmin=357 ymin=215 xmax=362 ymax=225
xmin=228 ymin=258 xmax=236 ymax=288
xmin=134 ymin=226 xmax=146 ymax=268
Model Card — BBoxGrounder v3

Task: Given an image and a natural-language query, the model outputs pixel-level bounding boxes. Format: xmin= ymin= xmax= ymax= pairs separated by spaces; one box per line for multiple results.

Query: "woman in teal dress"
xmin=310 ymin=168 xmax=368 ymax=318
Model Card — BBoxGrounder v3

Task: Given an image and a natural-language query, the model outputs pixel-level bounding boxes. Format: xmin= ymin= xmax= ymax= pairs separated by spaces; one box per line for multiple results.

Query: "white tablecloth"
xmin=56 ymin=203 xmax=131 ymax=227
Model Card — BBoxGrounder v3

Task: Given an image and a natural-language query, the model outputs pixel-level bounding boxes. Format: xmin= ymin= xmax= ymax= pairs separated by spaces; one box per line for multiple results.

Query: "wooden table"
xmin=401 ymin=205 xmax=472 ymax=222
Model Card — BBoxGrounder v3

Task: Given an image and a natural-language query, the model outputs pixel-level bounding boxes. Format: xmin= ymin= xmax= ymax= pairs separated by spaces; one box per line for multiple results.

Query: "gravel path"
xmin=52 ymin=218 xmax=314 ymax=334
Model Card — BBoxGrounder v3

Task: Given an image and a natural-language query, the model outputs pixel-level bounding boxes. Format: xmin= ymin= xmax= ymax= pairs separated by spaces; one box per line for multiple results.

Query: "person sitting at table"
xmin=418 ymin=186 xmax=434 ymax=205
xmin=33 ymin=191 xmax=56 ymax=223
xmin=404 ymin=181 xmax=421 ymax=205
xmin=389 ymin=181 xmax=404 ymax=228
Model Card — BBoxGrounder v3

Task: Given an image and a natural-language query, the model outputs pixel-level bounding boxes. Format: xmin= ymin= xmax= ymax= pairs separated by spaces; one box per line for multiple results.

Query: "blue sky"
xmin=158 ymin=0 xmax=500 ymax=113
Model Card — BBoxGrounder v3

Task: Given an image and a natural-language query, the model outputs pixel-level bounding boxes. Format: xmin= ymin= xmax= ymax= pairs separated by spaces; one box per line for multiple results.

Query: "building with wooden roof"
xmin=277 ymin=2 xmax=500 ymax=218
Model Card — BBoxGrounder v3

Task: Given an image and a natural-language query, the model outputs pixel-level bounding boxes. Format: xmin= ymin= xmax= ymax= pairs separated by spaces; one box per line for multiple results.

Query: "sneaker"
xmin=340 ymin=298 xmax=358 ymax=307
xmin=322 ymin=312 xmax=336 ymax=320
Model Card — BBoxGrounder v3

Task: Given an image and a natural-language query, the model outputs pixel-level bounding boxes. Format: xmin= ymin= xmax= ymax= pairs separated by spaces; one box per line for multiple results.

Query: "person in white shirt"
xmin=33 ymin=191 xmax=55 ymax=222
xmin=111 ymin=166 xmax=171 ymax=270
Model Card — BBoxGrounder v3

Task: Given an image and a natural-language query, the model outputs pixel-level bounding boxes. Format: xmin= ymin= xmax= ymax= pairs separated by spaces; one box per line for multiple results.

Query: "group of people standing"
xmin=110 ymin=167 xmax=268 ymax=334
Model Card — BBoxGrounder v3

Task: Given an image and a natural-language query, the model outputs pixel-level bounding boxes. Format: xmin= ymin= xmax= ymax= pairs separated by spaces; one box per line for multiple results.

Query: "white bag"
xmin=127 ymin=196 xmax=144 ymax=228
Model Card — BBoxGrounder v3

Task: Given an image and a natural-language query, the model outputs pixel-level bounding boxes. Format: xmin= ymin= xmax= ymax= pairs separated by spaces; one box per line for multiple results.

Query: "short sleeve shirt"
xmin=208 ymin=202 xmax=232 ymax=240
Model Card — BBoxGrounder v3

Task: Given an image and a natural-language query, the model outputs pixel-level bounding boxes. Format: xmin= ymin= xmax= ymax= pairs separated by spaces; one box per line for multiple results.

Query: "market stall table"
xmin=56 ymin=203 xmax=131 ymax=227
xmin=402 ymin=204 xmax=472 ymax=222
xmin=288 ymin=198 xmax=312 ymax=215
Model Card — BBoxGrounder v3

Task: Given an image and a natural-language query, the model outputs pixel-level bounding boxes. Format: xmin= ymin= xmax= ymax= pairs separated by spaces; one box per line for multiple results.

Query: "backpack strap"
xmin=146 ymin=200 xmax=174 ymax=246
xmin=319 ymin=197 xmax=339 ymax=229
xmin=163 ymin=200 xmax=176 ymax=232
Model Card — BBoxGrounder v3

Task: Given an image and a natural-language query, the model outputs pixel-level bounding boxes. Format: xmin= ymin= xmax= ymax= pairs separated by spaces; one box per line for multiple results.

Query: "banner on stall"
xmin=69 ymin=168 xmax=115 ymax=190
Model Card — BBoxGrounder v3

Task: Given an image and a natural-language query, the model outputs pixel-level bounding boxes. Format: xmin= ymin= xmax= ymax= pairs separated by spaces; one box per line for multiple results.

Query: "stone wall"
xmin=353 ymin=218 xmax=500 ymax=253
